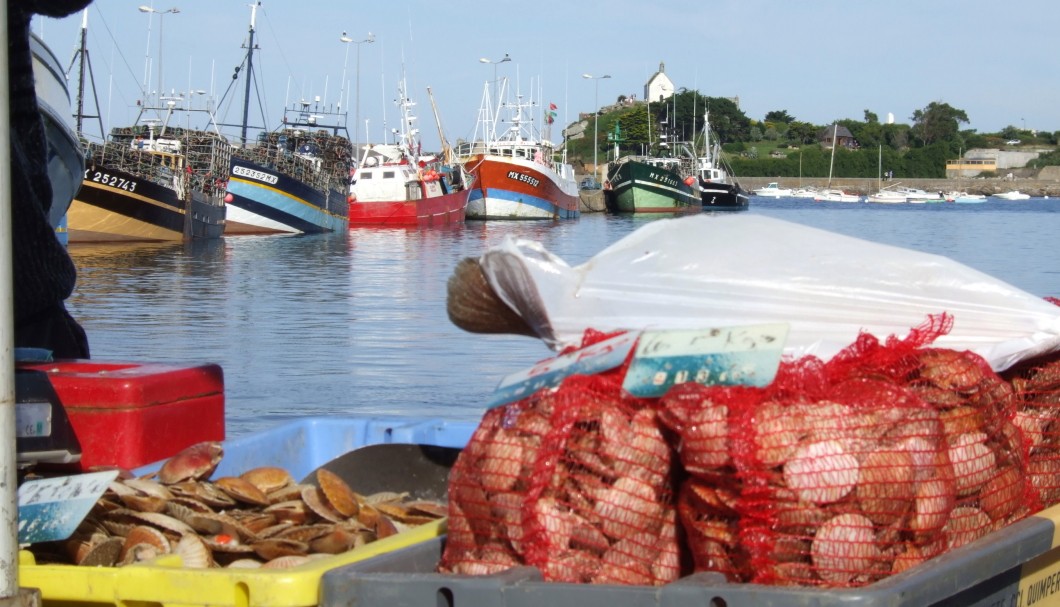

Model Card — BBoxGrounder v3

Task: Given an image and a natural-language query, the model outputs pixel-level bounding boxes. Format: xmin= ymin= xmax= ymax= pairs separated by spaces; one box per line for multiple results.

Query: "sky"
xmin=33 ymin=0 xmax=1058 ymax=152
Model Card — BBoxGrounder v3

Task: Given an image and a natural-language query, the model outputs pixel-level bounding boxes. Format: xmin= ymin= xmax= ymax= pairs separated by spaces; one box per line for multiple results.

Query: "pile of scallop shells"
xmin=440 ymin=376 xmax=681 ymax=586
xmin=28 ymin=442 xmax=446 ymax=569
xmin=659 ymin=346 xmax=1037 ymax=587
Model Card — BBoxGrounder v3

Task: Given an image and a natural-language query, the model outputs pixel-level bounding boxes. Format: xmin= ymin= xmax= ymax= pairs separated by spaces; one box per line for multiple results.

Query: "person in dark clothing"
xmin=9 ymin=0 xmax=92 ymax=358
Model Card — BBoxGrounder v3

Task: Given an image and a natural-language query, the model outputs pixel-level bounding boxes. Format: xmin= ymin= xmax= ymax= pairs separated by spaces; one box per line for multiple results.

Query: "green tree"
xmin=910 ymin=102 xmax=969 ymax=147
xmin=765 ymin=109 xmax=794 ymax=123
xmin=786 ymin=121 xmax=818 ymax=145
xmin=863 ymin=109 xmax=879 ymax=123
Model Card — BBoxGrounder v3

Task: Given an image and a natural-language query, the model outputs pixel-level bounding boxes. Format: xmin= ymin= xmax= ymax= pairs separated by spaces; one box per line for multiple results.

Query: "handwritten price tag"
xmin=622 ymin=324 xmax=789 ymax=397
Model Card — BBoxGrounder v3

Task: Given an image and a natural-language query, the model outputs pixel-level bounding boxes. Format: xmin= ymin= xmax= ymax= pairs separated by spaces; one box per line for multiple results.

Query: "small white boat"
xmin=946 ymin=191 xmax=987 ymax=204
xmin=813 ymin=189 xmax=861 ymax=203
xmin=866 ymin=189 xmax=908 ymax=204
xmin=789 ymin=187 xmax=818 ymax=199
xmin=896 ymin=186 xmax=945 ymax=203
xmin=993 ymin=190 xmax=1031 ymax=200
xmin=753 ymin=182 xmax=794 ymax=198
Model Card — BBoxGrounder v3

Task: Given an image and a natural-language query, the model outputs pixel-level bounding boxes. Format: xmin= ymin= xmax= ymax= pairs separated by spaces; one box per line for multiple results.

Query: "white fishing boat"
xmin=753 ymin=182 xmax=794 ymax=198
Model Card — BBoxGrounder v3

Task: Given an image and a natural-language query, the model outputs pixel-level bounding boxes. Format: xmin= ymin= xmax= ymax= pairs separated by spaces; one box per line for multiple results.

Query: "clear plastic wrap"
xmin=477 ymin=215 xmax=1060 ymax=371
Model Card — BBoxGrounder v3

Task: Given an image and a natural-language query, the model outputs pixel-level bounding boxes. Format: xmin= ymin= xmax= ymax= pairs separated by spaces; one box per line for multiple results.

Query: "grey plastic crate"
xmin=320 ymin=510 xmax=1060 ymax=607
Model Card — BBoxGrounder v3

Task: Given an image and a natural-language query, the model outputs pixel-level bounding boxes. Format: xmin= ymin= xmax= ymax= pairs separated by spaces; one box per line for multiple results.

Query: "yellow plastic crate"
xmin=16 ymin=415 xmax=474 ymax=607
xmin=19 ymin=518 xmax=446 ymax=607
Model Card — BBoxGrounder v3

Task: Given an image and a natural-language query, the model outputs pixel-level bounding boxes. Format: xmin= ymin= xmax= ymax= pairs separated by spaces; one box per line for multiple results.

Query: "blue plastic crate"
xmin=133 ymin=414 xmax=477 ymax=481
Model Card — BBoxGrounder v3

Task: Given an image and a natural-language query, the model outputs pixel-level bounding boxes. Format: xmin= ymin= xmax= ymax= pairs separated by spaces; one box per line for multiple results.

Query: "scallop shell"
xmin=811 ymin=512 xmax=880 ymax=584
xmin=119 ymin=493 xmax=169 ymax=513
xmin=174 ymin=533 xmax=214 ymax=568
xmin=261 ymin=555 xmax=311 ymax=569
xmin=783 ymin=439 xmax=860 ymax=505
xmin=157 ymin=441 xmax=223 ymax=484
xmin=252 ymin=538 xmax=308 ymax=561
xmin=240 ymin=466 xmax=294 ymax=494
xmin=225 ymin=558 xmax=263 ymax=569
xmin=316 ymin=469 xmax=361 ymax=518
xmin=301 ymin=486 xmax=344 ymax=523
xmin=120 ymin=525 xmax=171 ymax=561
xmin=111 ymin=508 xmax=196 ymax=536
xmin=123 ymin=478 xmax=175 ymax=500
xmin=215 ymin=476 xmax=271 ymax=506
xmin=79 ymin=536 xmax=123 ymax=566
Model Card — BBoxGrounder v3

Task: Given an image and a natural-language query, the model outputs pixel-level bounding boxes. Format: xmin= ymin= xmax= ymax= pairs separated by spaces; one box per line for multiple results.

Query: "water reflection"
xmin=63 ymin=202 xmax=1060 ymax=438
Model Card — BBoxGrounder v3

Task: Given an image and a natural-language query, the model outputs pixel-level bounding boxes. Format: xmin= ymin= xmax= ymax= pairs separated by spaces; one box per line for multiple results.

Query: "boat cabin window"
xmin=360 ymin=171 xmax=373 ymax=179
xmin=383 ymin=171 xmax=395 ymax=179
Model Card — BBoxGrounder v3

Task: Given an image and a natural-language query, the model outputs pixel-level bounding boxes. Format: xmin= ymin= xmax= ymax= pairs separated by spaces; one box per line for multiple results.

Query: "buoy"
xmin=348 ymin=193 xmax=357 ymax=203
xmin=224 ymin=193 xmax=234 ymax=203
xmin=683 ymin=176 xmax=696 ymax=186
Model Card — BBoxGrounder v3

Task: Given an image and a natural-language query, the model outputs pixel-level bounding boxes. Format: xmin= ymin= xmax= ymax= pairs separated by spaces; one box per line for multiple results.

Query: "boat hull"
xmin=604 ymin=159 xmax=699 ymax=213
xmin=68 ymin=165 xmax=225 ymax=243
xmin=463 ymin=154 xmax=579 ymax=220
xmin=226 ymin=157 xmax=349 ymax=234
xmin=699 ymin=180 xmax=750 ymax=210
xmin=349 ymin=188 xmax=469 ymax=226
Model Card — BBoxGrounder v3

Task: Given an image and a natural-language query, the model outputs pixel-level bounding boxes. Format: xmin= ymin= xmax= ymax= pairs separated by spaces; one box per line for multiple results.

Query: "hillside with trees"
xmin=565 ymin=91 xmax=1060 ymax=179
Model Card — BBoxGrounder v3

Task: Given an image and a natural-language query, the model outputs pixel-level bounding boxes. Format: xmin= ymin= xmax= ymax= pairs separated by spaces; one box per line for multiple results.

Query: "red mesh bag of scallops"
xmin=439 ymin=360 xmax=685 ymax=585
xmin=660 ymin=314 xmax=1040 ymax=588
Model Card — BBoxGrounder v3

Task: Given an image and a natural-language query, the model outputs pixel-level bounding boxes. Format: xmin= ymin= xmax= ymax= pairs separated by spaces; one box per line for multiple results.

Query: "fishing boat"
xmin=30 ymin=32 xmax=82 ymax=245
xmin=753 ymin=182 xmax=794 ymax=198
xmin=222 ymin=4 xmax=351 ymax=234
xmin=458 ymin=79 xmax=579 ymax=220
xmin=694 ymin=111 xmax=749 ymax=210
xmin=348 ymin=79 xmax=470 ymax=226
xmin=603 ymin=156 xmax=699 ymax=214
xmin=62 ymin=12 xmax=230 ymax=243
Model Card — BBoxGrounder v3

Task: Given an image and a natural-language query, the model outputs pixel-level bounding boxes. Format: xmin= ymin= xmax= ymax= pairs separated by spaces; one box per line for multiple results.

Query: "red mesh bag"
xmin=660 ymin=315 xmax=1039 ymax=588
xmin=1003 ymin=350 xmax=1060 ymax=506
xmin=440 ymin=370 xmax=685 ymax=584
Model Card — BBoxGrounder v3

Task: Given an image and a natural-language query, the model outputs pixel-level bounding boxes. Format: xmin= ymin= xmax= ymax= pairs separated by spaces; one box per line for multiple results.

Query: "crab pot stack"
xmin=658 ymin=320 xmax=1039 ymax=588
xmin=440 ymin=371 xmax=684 ymax=585
xmin=1004 ymin=352 xmax=1060 ymax=506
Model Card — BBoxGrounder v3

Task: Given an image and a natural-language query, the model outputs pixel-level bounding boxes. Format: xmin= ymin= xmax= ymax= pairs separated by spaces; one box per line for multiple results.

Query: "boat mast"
xmin=67 ymin=9 xmax=104 ymax=141
xmin=427 ymin=86 xmax=452 ymax=164
xmin=239 ymin=2 xmax=260 ymax=146
xmin=827 ymin=123 xmax=838 ymax=189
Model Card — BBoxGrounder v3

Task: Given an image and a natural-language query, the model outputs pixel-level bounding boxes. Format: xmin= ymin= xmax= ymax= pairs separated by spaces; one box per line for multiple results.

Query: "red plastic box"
xmin=16 ymin=360 xmax=225 ymax=470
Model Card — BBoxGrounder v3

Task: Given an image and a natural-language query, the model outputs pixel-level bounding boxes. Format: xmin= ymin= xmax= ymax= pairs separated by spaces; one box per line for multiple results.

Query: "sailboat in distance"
xmin=220 ymin=3 xmax=351 ymax=234
xmin=814 ymin=123 xmax=861 ymax=203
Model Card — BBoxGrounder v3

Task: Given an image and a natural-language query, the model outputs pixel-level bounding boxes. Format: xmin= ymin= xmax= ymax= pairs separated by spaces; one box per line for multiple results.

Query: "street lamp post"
xmin=478 ymin=54 xmax=511 ymax=104
xmin=138 ymin=6 xmax=180 ymax=101
xmin=582 ymin=73 xmax=610 ymax=185
xmin=340 ymin=32 xmax=374 ymax=156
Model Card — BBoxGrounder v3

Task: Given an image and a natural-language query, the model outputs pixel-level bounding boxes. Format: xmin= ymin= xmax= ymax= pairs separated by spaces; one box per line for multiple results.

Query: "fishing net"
xmin=659 ymin=314 xmax=1038 ymax=587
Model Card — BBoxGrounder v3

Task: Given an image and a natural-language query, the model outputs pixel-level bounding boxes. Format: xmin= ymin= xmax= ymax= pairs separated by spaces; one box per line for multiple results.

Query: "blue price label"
xmin=623 ymin=324 xmax=788 ymax=398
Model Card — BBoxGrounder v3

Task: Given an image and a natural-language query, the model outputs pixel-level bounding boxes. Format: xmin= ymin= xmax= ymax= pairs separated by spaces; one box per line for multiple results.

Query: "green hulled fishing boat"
xmin=604 ymin=156 xmax=699 ymax=213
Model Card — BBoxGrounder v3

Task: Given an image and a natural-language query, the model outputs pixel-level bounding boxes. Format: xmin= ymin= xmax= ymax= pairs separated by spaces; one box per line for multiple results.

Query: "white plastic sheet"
xmin=478 ymin=215 xmax=1060 ymax=371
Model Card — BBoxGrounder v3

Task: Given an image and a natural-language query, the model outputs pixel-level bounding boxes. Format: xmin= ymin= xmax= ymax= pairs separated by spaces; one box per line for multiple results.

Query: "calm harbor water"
xmin=65 ymin=198 xmax=1060 ymax=438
